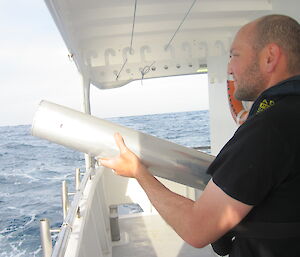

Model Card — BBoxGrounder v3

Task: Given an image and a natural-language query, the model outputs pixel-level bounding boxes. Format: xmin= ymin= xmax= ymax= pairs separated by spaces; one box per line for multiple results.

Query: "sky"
xmin=0 ymin=0 xmax=209 ymax=126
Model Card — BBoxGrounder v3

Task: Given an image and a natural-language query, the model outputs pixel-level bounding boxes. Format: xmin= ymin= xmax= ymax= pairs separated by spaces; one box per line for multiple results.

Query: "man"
xmin=100 ymin=14 xmax=300 ymax=256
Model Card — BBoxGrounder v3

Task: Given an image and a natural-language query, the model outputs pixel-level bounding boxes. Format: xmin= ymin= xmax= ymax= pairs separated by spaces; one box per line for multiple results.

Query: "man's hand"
xmin=98 ymin=134 xmax=252 ymax=248
xmin=98 ymin=133 xmax=146 ymax=178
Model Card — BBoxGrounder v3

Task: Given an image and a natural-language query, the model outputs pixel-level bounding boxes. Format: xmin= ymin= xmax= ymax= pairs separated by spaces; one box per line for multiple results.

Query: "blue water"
xmin=0 ymin=110 xmax=210 ymax=257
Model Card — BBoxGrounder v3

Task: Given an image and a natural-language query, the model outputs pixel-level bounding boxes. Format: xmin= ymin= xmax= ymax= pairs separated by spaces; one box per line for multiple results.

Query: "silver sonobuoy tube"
xmin=32 ymin=100 xmax=214 ymax=189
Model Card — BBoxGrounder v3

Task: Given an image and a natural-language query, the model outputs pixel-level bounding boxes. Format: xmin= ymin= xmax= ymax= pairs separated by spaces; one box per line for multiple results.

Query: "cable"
xmin=165 ymin=0 xmax=197 ymax=50
xmin=130 ymin=0 xmax=138 ymax=54
xmin=116 ymin=0 xmax=138 ymax=81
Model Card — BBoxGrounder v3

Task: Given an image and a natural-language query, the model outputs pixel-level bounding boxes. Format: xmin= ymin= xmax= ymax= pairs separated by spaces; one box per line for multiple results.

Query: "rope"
xmin=140 ymin=61 xmax=156 ymax=85
xmin=116 ymin=0 xmax=138 ymax=80
xmin=165 ymin=0 xmax=197 ymax=50
xmin=116 ymin=58 xmax=128 ymax=80
xmin=130 ymin=0 xmax=138 ymax=54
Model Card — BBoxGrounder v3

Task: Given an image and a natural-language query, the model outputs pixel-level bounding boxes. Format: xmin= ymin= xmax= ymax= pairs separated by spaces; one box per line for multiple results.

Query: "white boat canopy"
xmin=45 ymin=0 xmax=283 ymax=89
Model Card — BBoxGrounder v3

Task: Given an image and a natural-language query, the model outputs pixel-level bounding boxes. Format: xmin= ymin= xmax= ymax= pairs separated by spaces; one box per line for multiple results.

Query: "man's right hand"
xmin=98 ymin=133 xmax=147 ymax=178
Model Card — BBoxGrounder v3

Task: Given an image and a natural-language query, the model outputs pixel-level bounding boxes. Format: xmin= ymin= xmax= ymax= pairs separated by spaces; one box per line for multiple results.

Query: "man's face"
xmin=228 ymin=24 xmax=267 ymax=101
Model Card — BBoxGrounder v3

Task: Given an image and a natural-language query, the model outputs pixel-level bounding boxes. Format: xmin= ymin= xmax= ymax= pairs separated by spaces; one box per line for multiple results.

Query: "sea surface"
xmin=0 ymin=110 xmax=210 ymax=257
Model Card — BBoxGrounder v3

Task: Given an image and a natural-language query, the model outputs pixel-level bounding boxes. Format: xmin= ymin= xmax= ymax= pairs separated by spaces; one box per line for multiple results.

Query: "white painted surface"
xmin=113 ymin=213 xmax=217 ymax=257
xmin=208 ymin=55 xmax=238 ymax=155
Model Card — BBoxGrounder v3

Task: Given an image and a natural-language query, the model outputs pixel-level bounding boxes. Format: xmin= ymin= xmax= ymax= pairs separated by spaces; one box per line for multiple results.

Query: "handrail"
xmin=192 ymin=146 xmax=211 ymax=151
xmin=51 ymin=167 xmax=96 ymax=257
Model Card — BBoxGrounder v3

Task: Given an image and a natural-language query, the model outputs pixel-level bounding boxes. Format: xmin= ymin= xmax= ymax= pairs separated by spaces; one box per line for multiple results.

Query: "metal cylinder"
xmin=32 ymin=100 xmax=214 ymax=189
xmin=62 ymin=180 xmax=70 ymax=220
xmin=109 ymin=205 xmax=120 ymax=241
xmin=75 ymin=168 xmax=81 ymax=191
xmin=40 ymin=218 xmax=52 ymax=257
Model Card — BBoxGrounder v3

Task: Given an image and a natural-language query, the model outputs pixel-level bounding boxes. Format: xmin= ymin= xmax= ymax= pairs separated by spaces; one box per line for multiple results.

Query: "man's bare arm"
xmin=99 ymin=133 xmax=253 ymax=248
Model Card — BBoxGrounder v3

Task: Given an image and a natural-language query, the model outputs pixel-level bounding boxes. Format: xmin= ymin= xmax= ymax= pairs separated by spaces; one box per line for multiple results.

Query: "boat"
xmin=36 ymin=0 xmax=300 ymax=256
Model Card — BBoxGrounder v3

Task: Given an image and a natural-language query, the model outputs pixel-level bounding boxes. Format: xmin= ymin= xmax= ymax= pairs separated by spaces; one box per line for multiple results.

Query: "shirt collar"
xmin=249 ymin=75 xmax=300 ymax=117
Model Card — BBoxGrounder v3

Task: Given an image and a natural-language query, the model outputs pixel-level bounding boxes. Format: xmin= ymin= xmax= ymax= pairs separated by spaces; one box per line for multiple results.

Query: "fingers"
xmin=97 ymin=133 xmax=129 ymax=171
xmin=97 ymin=133 xmax=125 ymax=168
xmin=114 ymin=133 xmax=128 ymax=153
xmin=99 ymin=158 xmax=115 ymax=169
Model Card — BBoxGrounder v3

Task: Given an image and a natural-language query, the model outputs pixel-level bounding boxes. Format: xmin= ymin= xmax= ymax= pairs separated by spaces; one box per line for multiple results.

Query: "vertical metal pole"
xmin=81 ymin=76 xmax=91 ymax=115
xmin=62 ymin=180 xmax=69 ymax=220
xmin=109 ymin=205 xmax=120 ymax=241
xmin=75 ymin=168 xmax=81 ymax=191
xmin=40 ymin=218 xmax=52 ymax=257
xmin=81 ymin=75 xmax=94 ymax=172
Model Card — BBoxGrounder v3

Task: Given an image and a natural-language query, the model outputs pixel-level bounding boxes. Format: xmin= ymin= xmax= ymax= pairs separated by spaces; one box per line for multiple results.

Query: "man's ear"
xmin=262 ymin=43 xmax=281 ymax=73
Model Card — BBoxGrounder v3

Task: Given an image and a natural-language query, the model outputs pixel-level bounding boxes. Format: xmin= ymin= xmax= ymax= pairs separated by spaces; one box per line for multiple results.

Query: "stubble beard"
xmin=234 ymin=59 xmax=267 ymax=101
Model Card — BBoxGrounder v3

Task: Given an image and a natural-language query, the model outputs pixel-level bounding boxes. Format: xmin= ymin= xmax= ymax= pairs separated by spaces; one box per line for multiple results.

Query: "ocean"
xmin=0 ymin=110 xmax=210 ymax=257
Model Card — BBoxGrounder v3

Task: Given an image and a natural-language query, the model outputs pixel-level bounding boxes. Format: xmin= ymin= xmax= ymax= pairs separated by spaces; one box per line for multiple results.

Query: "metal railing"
xmin=40 ymin=145 xmax=211 ymax=257
xmin=193 ymin=145 xmax=211 ymax=151
xmin=40 ymin=167 xmax=90 ymax=257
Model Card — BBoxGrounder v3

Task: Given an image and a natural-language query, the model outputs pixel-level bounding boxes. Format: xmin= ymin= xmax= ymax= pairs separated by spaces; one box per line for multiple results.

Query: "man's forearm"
xmin=135 ymin=166 xmax=206 ymax=247
xmin=99 ymin=133 xmax=251 ymax=248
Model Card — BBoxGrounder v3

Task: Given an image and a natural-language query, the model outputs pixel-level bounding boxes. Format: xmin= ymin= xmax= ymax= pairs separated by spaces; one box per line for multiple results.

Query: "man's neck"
xmin=265 ymin=72 xmax=297 ymax=90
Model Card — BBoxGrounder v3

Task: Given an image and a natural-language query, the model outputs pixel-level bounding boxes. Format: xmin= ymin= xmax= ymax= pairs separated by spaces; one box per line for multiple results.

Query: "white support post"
xmin=81 ymin=75 xmax=94 ymax=173
xmin=40 ymin=218 xmax=52 ymax=257
xmin=62 ymin=180 xmax=70 ymax=220
xmin=81 ymin=76 xmax=91 ymax=115
xmin=207 ymin=55 xmax=237 ymax=155
xmin=75 ymin=168 xmax=81 ymax=191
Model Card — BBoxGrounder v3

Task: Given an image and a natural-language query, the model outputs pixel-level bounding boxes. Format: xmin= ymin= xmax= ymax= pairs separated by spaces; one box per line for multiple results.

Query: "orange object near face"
xmin=227 ymin=79 xmax=249 ymax=125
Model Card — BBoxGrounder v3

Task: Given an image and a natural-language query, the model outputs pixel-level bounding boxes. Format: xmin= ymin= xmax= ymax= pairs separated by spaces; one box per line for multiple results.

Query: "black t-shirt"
xmin=207 ymin=76 xmax=300 ymax=257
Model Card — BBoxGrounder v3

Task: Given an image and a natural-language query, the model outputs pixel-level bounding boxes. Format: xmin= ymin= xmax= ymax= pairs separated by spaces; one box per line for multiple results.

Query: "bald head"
xmin=251 ymin=15 xmax=300 ymax=74
xmin=228 ymin=14 xmax=300 ymax=101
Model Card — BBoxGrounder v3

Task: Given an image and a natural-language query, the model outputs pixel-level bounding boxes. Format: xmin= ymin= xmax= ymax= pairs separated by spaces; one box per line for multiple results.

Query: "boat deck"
xmin=112 ymin=213 xmax=217 ymax=257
